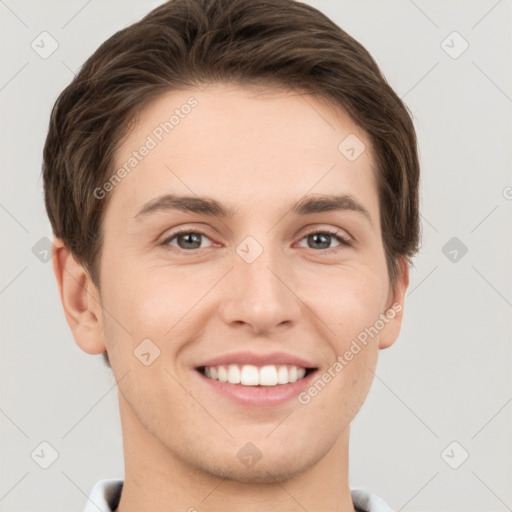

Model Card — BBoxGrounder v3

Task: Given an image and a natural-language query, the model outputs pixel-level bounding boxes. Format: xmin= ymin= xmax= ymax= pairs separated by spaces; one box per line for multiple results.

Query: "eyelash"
xmin=160 ymin=228 xmax=353 ymax=254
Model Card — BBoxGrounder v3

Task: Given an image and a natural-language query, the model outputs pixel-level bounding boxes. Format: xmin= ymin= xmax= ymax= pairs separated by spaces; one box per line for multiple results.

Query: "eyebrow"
xmin=134 ymin=193 xmax=372 ymax=226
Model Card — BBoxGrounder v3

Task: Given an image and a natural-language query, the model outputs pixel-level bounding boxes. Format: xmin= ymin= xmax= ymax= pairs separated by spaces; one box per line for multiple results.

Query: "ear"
xmin=52 ymin=238 xmax=106 ymax=355
xmin=378 ymin=256 xmax=409 ymax=350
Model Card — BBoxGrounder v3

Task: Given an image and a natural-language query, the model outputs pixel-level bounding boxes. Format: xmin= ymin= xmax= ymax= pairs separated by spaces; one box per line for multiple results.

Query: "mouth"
xmin=196 ymin=364 xmax=317 ymax=386
xmin=195 ymin=363 xmax=319 ymax=407
xmin=193 ymin=351 xmax=319 ymax=406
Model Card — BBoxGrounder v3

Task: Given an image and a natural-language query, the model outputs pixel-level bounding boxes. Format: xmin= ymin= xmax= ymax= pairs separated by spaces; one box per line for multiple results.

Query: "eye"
xmin=296 ymin=229 xmax=352 ymax=252
xmin=161 ymin=230 xmax=214 ymax=251
xmin=160 ymin=227 xmax=352 ymax=253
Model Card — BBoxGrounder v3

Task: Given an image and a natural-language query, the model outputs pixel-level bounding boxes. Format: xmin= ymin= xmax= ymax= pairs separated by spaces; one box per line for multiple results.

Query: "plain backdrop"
xmin=1 ymin=1 xmax=511 ymax=511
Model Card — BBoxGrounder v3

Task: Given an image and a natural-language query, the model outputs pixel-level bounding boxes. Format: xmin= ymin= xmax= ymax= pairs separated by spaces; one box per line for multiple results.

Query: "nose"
xmin=218 ymin=240 xmax=302 ymax=336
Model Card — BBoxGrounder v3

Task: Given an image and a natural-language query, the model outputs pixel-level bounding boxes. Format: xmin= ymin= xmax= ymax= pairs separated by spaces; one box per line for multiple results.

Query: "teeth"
xmin=201 ymin=364 xmax=310 ymax=386
xmin=240 ymin=364 xmax=259 ymax=385
xmin=227 ymin=364 xmax=241 ymax=384
xmin=277 ymin=365 xmax=289 ymax=384
xmin=259 ymin=365 xmax=278 ymax=386
xmin=217 ymin=365 xmax=228 ymax=382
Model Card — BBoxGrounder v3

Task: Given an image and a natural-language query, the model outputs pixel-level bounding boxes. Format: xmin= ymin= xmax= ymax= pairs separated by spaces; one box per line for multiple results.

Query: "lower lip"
xmin=195 ymin=369 xmax=318 ymax=407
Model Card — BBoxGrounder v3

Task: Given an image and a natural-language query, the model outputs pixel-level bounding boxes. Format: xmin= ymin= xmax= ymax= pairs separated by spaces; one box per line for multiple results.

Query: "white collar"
xmin=83 ymin=478 xmax=393 ymax=512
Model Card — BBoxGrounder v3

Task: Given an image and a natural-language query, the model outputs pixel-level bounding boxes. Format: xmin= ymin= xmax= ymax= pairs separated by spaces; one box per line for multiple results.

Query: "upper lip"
xmin=196 ymin=351 xmax=318 ymax=369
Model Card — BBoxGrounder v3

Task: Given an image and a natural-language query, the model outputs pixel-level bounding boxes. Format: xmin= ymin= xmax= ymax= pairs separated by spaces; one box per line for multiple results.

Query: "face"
xmin=93 ymin=83 xmax=406 ymax=482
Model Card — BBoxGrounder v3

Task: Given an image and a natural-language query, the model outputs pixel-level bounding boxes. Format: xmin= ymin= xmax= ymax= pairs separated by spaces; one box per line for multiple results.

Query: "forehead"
xmin=107 ymin=83 xmax=379 ymax=221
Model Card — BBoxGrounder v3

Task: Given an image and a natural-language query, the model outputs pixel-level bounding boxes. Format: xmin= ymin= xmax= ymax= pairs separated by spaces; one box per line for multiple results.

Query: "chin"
xmin=187 ymin=444 xmax=322 ymax=484
xmin=202 ymin=458 xmax=310 ymax=484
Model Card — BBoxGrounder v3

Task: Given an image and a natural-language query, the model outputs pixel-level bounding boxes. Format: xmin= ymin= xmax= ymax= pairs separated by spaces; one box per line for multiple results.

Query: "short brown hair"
xmin=42 ymin=0 xmax=421 ymax=366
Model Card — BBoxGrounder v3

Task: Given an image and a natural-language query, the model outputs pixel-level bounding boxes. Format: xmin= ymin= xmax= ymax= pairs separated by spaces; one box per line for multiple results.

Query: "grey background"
xmin=1 ymin=0 xmax=511 ymax=511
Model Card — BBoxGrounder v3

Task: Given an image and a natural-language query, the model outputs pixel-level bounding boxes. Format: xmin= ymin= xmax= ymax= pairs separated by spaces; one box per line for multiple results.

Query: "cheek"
xmin=102 ymin=254 xmax=175 ymax=321
xmin=321 ymin=270 xmax=387 ymax=409
xmin=299 ymin=264 xmax=388 ymax=339
xmin=337 ymin=350 xmax=377 ymax=423
xmin=100 ymin=259 xmax=209 ymax=362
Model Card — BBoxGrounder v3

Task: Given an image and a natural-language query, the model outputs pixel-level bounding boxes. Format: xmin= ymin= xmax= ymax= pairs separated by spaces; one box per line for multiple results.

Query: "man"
xmin=43 ymin=0 xmax=420 ymax=510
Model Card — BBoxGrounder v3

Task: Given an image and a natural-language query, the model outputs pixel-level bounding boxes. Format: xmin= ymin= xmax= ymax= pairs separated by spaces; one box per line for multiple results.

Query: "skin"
xmin=53 ymin=83 xmax=409 ymax=512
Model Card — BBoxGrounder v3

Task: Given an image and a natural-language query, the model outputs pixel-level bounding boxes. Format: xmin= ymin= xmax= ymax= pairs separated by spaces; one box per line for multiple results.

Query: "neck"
xmin=114 ymin=393 xmax=356 ymax=512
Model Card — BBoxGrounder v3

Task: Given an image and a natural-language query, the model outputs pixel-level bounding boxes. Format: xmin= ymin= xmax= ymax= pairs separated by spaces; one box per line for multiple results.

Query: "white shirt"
xmin=83 ymin=478 xmax=394 ymax=512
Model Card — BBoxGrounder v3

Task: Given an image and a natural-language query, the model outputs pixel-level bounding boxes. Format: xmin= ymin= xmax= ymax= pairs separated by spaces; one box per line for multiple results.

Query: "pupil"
xmin=310 ymin=233 xmax=330 ymax=249
xmin=179 ymin=232 xmax=201 ymax=249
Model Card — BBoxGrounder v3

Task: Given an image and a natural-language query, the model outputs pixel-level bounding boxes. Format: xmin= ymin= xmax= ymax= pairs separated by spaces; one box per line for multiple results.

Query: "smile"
xmin=197 ymin=364 xmax=315 ymax=386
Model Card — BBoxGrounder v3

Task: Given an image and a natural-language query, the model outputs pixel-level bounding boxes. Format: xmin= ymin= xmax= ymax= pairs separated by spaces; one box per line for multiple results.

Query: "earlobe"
xmin=378 ymin=257 xmax=409 ymax=350
xmin=52 ymin=238 xmax=106 ymax=355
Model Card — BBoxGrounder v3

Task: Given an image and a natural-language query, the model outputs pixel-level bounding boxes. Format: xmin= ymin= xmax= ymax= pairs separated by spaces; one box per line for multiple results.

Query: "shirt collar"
xmin=83 ymin=478 xmax=123 ymax=512
xmin=83 ymin=479 xmax=393 ymax=512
